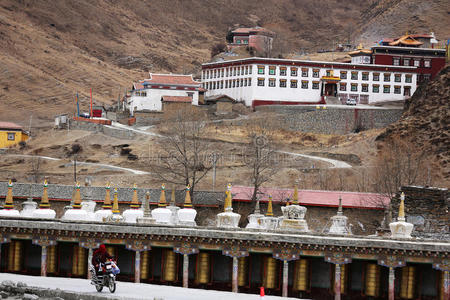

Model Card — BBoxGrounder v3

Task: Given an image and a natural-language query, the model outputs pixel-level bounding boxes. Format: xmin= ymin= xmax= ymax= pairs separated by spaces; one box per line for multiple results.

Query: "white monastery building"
xmin=201 ymin=57 xmax=418 ymax=107
xmin=126 ymin=73 xmax=204 ymax=114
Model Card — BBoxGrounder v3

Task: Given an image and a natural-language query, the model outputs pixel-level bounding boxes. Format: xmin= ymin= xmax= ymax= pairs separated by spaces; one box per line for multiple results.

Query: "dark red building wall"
xmin=373 ymin=54 xmax=446 ymax=79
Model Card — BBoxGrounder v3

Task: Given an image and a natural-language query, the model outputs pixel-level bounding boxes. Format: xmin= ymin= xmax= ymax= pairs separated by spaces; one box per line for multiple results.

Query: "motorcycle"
xmin=90 ymin=260 xmax=118 ymax=293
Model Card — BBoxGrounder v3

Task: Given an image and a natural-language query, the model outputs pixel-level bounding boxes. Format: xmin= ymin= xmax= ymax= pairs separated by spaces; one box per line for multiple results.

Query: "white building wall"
xmin=202 ymin=59 xmax=417 ymax=106
xmin=128 ymin=88 xmax=199 ymax=114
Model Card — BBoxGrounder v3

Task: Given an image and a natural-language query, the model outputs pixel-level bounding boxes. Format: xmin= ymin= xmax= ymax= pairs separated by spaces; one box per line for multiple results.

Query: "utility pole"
xmin=73 ymin=154 xmax=77 ymax=183
xmin=28 ymin=114 xmax=33 ymax=136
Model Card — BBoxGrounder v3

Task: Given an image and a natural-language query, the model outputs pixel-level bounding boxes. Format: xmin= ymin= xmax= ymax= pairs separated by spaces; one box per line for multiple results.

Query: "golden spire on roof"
xmin=266 ymin=195 xmax=274 ymax=217
xmin=398 ymin=192 xmax=406 ymax=222
xmin=4 ymin=180 xmax=14 ymax=209
xmin=72 ymin=182 xmax=82 ymax=209
xmin=184 ymin=184 xmax=193 ymax=208
xmin=159 ymin=184 xmax=167 ymax=207
xmin=292 ymin=184 xmax=299 ymax=205
xmin=40 ymin=180 xmax=50 ymax=209
xmin=130 ymin=183 xmax=140 ymax=209
xmin=357 ymin=43 xmax=363 ymax=50
xmin=223 ymin=183 xmax=233 ymax=212
xmin=112 ymin=188 xmax=120 ymax=214
xmin=103 ymin=182 xmax=112 ymax=209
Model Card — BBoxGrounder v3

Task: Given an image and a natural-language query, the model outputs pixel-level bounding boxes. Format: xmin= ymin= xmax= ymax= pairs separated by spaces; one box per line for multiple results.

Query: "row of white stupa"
xmin=0 ymin=180 xmax=414 ymax=238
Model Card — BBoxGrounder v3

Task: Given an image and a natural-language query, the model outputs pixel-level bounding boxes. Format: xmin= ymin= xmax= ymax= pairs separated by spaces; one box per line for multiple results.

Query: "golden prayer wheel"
xmin=195 ymin=252 xmax=210 ymax=284
xmin=8 ymin=240 xmax=22 ymax=272
xmin=140 ymin=250 xmax=150 ymax=280
xmin=293 ymin=259 xmax=309 ymax=291
xmin=365 ymin=263 xmax=380 ymax=297
xmin=400 ymin=266 xmax=415 ymax=299
xmin=72 ymin=245 xmax=87 ymax=276
xmin=333 ymin=264 xmax=347 ymax=294
xmin=46 ymin=245 xmax=57 ymax=274
xmin=263 ymin=256 xmax=278 ymax=289
xmin=163 ymin=249 xmax=177 ymax=282
xmin=238 ymin=256 xmax=248 ymax=287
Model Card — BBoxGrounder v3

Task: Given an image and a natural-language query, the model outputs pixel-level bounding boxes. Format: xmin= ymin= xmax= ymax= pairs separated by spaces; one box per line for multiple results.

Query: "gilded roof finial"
xmin=130 ymin=183 xmax=140 ymax=209
xmin=159 ymin=184 xmax=167 ymax=207
xmin=4 ymin=179 xmax=14 ymax=209
xmin=112 ymin=188 xmax=120 ymax=214
xmin=72 ymin=182 xmax=82 ymax=209
xmin=266 ymin=195 xmax=274 ymax=217
xmin=398 ymin=192 xmax=406 ymax=222
xmin=103 ymin=182 xmax=112 ymax=209
xmin=40 ymin=180 xmax=50 ymax=208
xmin=292 ymin=183 xmax=299 ymax=205
xmin=224 ymin=183 xmax=232 ymax=212
xmin=184 ymin=184 xmax=193 ymax=208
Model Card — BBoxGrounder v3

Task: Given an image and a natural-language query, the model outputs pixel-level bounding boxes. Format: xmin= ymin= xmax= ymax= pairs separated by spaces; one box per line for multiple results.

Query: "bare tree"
xmin=30 ymin=157 xmax=42 ymax=183
xmin=150 ymin=106 xmax=214 ymax=197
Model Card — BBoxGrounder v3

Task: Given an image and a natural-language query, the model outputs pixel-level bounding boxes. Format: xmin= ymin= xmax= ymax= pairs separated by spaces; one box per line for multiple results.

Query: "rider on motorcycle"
xmin=92 ymin=244 xmax=113 ymax=278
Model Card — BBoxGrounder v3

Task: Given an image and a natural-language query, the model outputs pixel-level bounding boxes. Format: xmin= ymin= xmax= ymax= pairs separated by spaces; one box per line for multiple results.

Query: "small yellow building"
xmin=0 ymin=122 xmax=29 ymax=148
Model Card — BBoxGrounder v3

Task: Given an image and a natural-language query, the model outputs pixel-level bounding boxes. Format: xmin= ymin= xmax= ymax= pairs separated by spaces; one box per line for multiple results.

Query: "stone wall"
xmin=68 ymin=119 xmax=136 ymax=140
xmin=255 ymin=105 xmax=403 ymax=134
xmin=391 ymin=185 xmax=449 ymax=239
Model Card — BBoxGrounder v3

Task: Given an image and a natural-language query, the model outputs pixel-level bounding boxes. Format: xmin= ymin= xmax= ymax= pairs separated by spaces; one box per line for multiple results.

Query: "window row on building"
xmin=392 ymin=57 xmax=432 ymax=68
xmin=204 ymin=78 xmax=253 ymax=90
xmin=203 ymin=66 xmax=253 ymax=79
xmin=339 ymin=83 xmax=412 ymax=95
xmin=134 ymin=91 xmax=147 ymax=97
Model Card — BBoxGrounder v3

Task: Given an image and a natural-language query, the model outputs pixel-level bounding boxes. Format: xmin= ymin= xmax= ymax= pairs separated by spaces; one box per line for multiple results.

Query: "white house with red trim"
xmin=201 ymin=57 xmax=418 ymax=107
xmin=126 ymin=73 xmax=205 ymax=114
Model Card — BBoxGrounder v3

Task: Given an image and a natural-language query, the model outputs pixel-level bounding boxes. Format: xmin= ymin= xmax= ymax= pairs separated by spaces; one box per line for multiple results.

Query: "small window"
xmin=424 ymin=60 xmax=431 ymax=68
xmin=257 ymin=78 xmax=265 ymax=86
xmin=362 ymin=84 xmax=368 ymax=93
xmin=237 ymin=68 xmax=240 ymax=76
xmin=302 ymin=68 xmax=309 ymax=77
xmin=280 ymin=67 xmax=287 ymax=76
xmin=269 ymin=66 xmax=276 ymax=75
xmin=405 ymin=75 xmax=412 ymax=83
xmin=312 ymin=81 xmax=320 ymax=89
xmin=312 ymin=69 xmax=319 ymax=78
xmin=232 ymin=81 xmax=235 ymax=88
xmin=236 ymin=80 xmax=239 ymax=87
xmin=225 ymin=81 xmax=228 ymax=88
xmin=291 ymin=68 xmax=298 ymax=76
xmin=249 ymin=66 xmax=253 ymax=74
xmin=301 ymin=81 xmax=308 ymax=89
xmin=423 ymin=74 xmax=431 ymax=81
xmin=258 ymin=66 xmax=265 ymax=75
xmin=269 ymin=78 xmax=276 ymax=87
xmin=248 ymin=78 xmax=252 ymax=86
xmin=393 ymin=57 xmax=400 ymax=66
xmin=351 ymin=83 xmax=358 ymax=92
xmin=404 ymin=86 xmax=411 ymax=96
xmin=394 ymin=74 xmax=401 ymax=82
xmin=383 ymin=85 xmax=390 ymax=93
xmin=280 ymin=79 xmax=287 ymax=88
xmin=339 ymin=83 xmax=347 ymax=91
xmin=233 ymin=68 xmax=236 ymax=76
xmin=362 ymin=72 xmax=369 ymax=81
xmin=403 ymin=58 xmax=410 ymax=66
xmin=221 ymin=81 xmax=224 ymax=89
xmin=245 ymin=66 xmax=248 ymax=75
xmin=384 ymin=73 xmax=391 ymax=82
xmin=7 ymin=133 xmax=15 ymax=141
xmin=413 ymin=60 xmax=420 ymax=67
xmin=351 ymin=72 xmax=358 ymax=80
xmin=326 ymin=70 xmax=332 ymax=77
xmin=290 ymin=80 xmax=297 ymax=88
xmin=373 ymin=85 xmax=379 ymax=93
xmin=394 ymin=86 xmax=401 ymax=94
xmin=244 ymin=79 xmax=247 ymax=87
xmin=340 ymin=71 xmax=347 ymax=79
xmin=373 ymin=73 xmax=380 ymax=81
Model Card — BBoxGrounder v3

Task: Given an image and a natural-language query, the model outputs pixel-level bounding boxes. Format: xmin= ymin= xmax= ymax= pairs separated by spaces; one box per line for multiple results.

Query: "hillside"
xmin=0 ymin=0 xmax=449 ymax=125
xmin=377 ymin=63 xmax=450 ymax=178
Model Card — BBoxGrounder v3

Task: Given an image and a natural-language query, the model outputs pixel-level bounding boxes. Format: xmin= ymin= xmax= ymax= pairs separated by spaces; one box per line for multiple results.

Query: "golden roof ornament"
xmin=224 ymin=183 xmax=232 ymax=212
xmin=112 ymin=188 xmax=120 ymax=214
xmin=159 ymin=184 xmax=167 ymax=207
xmin=40 ymin=180 xmax=50 ymax=209
xmin=266 ymin=195 xmax=274 ymax=217
xmin=398 ymin=192 xmax=406 ymax=222
xmin=72 ymin=182 xmax=82 ymax=209
xmin=184 ymin=184 xmax=193 ymax=208
xmin=103 ymin=182 xmax=112 ymax=209
xmin=292 ymin=184 xmax=299 ymax=205
xmin=4 ymin=179 xmax=14 ymax=209
xmin=130 ymin=183 xmax=140 ymax=209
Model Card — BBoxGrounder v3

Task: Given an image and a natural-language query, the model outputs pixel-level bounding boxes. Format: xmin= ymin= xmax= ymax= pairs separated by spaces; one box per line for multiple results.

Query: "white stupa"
xmin=177 ymin=185 xmax=197 ymax=226
xmin=246 ymin=199 xmax=264 ymax=229
xmin=123 ymin=184 xmax=144 ymax=223
xmin=62 ymin=182 xmax=90 ymax=221
xmin=20 ymin=193 xmax=37 ymax=218
xmin=167 ymin=188 xmax=180 ymax=225
xmin=0 ymin=180 xmax=20 ymax=217
xmin=216 ymin=184 xmax=241 ymax=228
xmin=261 ymin=195 xmax=278 ymax=230
xmin=151 ymin=184 xmax=172 ymax=224
xmin=279 ymin=185 xmax=309 ymax=232
xmin=328 ymin=196 xmax=351 ymax=235
xmin=94 ymin=183 xmax=113 ymax=222
xmin=31 ymin=180 xmax=56 ymax=219
xmin=137 ymin=191 xmax=156 ymax=224
xmin=390 ymin=192 xmax=414 ymax=239
xmin=105 ymin=188 xmax=124 ymax=223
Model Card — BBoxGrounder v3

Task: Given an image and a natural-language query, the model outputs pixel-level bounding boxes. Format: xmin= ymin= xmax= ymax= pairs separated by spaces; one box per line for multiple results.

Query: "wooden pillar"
xmin=135 ymin=251 xmax=141 ymax=283
xmin=388 ymin=267 xmax=395 ymax=300
xmin=87 ymin=248 xmax=93 ymax=280
xmin=334 ymin=264 xmax=341 ymax=300
xmin=232 ymin=256 xmax=238 ymax=293
xmin=282 ymin=260 xmax=289 ymax=297
xmin=183 ymin=254 xmax=189 ymax=288
xmin=40 ymin=245 xmax=47 ymax=277
xmin=444 ymin=271 xmax=449 ymax=300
